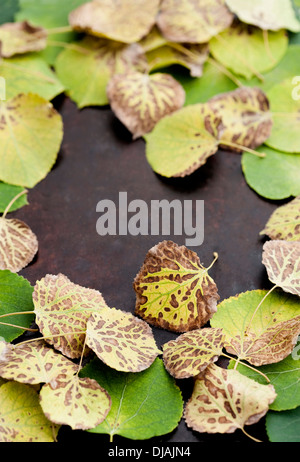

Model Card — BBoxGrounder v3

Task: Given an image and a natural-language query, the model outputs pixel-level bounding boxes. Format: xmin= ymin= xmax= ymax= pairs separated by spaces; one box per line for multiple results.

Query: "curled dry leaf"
xmin=157 ymin=0 xmax=234 ymax=43
xmin=86 ymin=308 xmax=161 ymax=372
xmin=40 ymin=374 xmax=111 ymax=430
xmin=0 ymin=21 xmax=47 ymax=57
xmin=107 ymin=71 xmax=185 ymax=139
xmin=184 ymin=363 xmax=276 ymax=435
xmin=69 ymin=0 xmax=160 ymax=43
xmin=260 ymin=196 xmax=300 ymax=241
xmin=162 ymin=327 xmax=224 ymax=379
xmin=33 ymin=273 xmax=108 ymax=359
xmin=262 ymin=240 xmax=300 ymax=296
xmin=133 ymin=241 xmax=219 ymax=332
xmin=0 ymin=340 xmax=78 ymax=385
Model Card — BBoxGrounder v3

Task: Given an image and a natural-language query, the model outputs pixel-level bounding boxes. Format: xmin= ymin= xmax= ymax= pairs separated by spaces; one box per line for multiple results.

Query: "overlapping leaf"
xmin=162 ymin=327 xmax=224 ymax=378
xmin=0 ymin=21 xmax=47 ymax=57
xmin=260 ymin=196 xmax=300 ymax=241
xmin=33 ymin=273 xmax=108 ymax=359
xmin=107 ymin=71 xmax=185 ymax=139
xmin=157 ymin=0 xmax=234 ymax=43
xmin=266 ymin=407 xmax=300 ymax=442
xmin=86 ymin=308 xmax=161 ymax=372
xmin=69 ymin=0 xmax=160 ymax=43
xmin=40 ymin=374 xmax=111 ymax=430
xmin=0 ymin=0 xmax=19 ymax=25
xmin=0 ymin=183 xmax=28 ymax=213
xmin=262 ymin=240 xmax=300 ymax=296
xmin=211 ymin=290 xmax=300 ymax=366
xmin=134 ymin=241 xmax=219 ymax=332
xmin=184 ymin=363 xmax=276 ymax=434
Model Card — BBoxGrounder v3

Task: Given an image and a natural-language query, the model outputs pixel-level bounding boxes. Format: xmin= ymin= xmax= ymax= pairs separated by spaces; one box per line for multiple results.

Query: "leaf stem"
xmin=206 ymin=252 xmax=219 ymax=271
xmin=263 ymin=29 xmax=275 ymax=64
xmin=245 ymin=285 xmax=278 ymax=335
xmin=46 ymin=40 xmax=90 ymax=54
xmin=0 ymin=321 xmax=38 ymax=332
xmin=2 ymin=189 xmax=28 ymax=219
xmin=0 ymin=310 xmax=35 ymax=319
xmin=207 ymin=57 xmax=243 ymax=88
xmin=46 ymin=26 xmax=74 ymax=35
xmin=219 ymin=140 xmax=266 ymax=158
xmin=1 ymin=61 xmax=57 ymax=84
xmin=222 ymin=352 xmax=270 ymax=383
xmin=241 ymin=427 xmax=262 ymax=443
xmin=15 ymin=331 xmax=87 ymax=347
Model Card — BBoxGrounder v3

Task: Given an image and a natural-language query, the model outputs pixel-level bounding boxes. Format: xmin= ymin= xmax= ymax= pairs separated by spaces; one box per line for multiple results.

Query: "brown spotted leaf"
xmin=162 ymin=327 xmax=224 ymax=379
xmin=86 ymin=308 xmax=161 ymax=372
xmin=0 ymin=340 xmax=78 ymax=385
xmin=260 ymin=196 xmax=300 ymax=241
xmin=157 ymin=0 xmax=234 ymax=43
xmin=0 ymin=216 xmax=38 ymax=273
xmin=69 ymin=0 xmax=160 ymax=43
xmin=134 ymin=241 xmax=220 ymax=332
xmin=184 ymin=363 xmax=276 ymax=434
xmin=262 ymin=240 xmax=300 ymax=296
xmin=204 ymin=86 xmax=273 ymax=152
xmin=39 ymin=374 xmax=111 ymax=430
xmin=0 ymin=21 xmax=47 ymax=58
xmin=33 ymin=273 xmax=109 ymax=359
xmin=107 ymin=71 xmax=185 ymax=139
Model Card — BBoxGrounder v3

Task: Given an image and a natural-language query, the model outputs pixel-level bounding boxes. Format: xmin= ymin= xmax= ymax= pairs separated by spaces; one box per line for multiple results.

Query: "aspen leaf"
xmin=262 ymin=240 xmax=300 ymax=296
xmin=266 ymin=407 xmax=300 ymax=442
xmin=107 ymin=71 xmax=186 ymax=139
xmin=0 ymin=183 xmax=28 ymax=213
xmin=0 ymin=381 xmax=59 ymax=442
xmin=0 ymin=21 xmax=47 ymax=57
xmin=260 ymin=196 xmax=300 ymax=241
xmin=184 ymin=363 xmax=276 ymax=435
xmin=0 ymin=0 xmax=19 ymax=25
xmin=162 ymin=327 xmax=224 ymax=379
xmin=134 ymin=241 xmax=219 ymax=332
xmin=157 ymin=0 xmax=234 ymax=43
xmin=40 ymin=374 xmax=111 ymax=430
xmin=33 ymin=273 xmax=108 ymax=359
xmin=69 ymin=0 xmax=160 ymax=43
xmin=138 ymin=26 xmax=167 ymax=53
xmin=86 ymin=308 xmax=161 ymax=373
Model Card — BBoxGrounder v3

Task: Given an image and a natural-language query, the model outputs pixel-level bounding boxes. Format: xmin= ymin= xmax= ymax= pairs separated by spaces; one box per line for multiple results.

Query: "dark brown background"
xmin=15 ymin=95 xmax=283 ymax=444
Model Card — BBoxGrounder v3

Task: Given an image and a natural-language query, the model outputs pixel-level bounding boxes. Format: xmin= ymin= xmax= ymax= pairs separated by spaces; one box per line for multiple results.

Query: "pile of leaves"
xmin=0 ymin=0 xmax=300 ymax=443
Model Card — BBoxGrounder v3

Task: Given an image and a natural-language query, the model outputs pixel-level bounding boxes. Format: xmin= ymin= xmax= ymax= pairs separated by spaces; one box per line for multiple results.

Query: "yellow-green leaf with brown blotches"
xmin=162 ymin=327 xmax=224 ymax=378
xmin=260 ymin=196 xmax=300 ymax=241
xmin=134 ymin=241 xmax=219 ymax=332
xmin=0 ymin=21 xmax=47 ymax=57
xmin=86 ymin=308 xmax=161 ymax=372
xmin=107 ymin=71 xmax=185 ymax=139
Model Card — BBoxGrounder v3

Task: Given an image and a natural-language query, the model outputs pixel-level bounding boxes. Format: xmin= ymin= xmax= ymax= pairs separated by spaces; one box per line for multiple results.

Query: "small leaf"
xmin=0 ymin=21 xmax=47 ymax=57
xmin=0 ymin=183 xmax=28 ymax=213
xmin=266 ymin=407 xmax=300 ymax=442
xmin=107 ymin=71 xmax=185 ymax=139
xmin=162 ymin=327 xmax=224 ymax=378
xmin=262 ymin=240 xmax=300 ymax=296
xmin=260 ymin=196 xmax=300 ymax=241
xmin=39 ymin=374 xmax=111 ymax=430
xmin=0 ymin=340 xmax=78 ymax=385
xmin=33 ymin=273 xmax=108 ymax=359
xmin=184 ymin=363 xmax=276 ymax=435
xmin=86 ymin=308 xmax=161 ymax=373
xmin=157 ymin=0 xmax=234 ymax=43
xmin=0 ymin=381 xmax=60 ymax=442
xmin=81 ymin=357 xmax=183 ymax=441
xmin=134 ymin=241 xmax=219 ymax=332
xmin=69 ymin=0 xmax=161 ymax=43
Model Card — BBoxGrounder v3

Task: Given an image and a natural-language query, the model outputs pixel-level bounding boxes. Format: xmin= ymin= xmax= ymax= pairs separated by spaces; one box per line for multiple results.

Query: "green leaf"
xmin=0 ymin=0 xmax=20 ymax=25
xmin=81 ymin=357 xmax=183 ymax=441
xmin=242 ymin=146 xmax=300 ymax=200
xmin=210 ymin=21 xmax=288 ymax=80
xmin=0 ymin=182 xmax=28 ymax=213
xmin=0 ymin=270 xmax=34 ymax=342
xmin=0 ymin=381 xmax=60 ymax=442
xmin=260 ymin=196 xmax=300 ymax=241
xmin=266 ymin=407 xmax=300 ymax=442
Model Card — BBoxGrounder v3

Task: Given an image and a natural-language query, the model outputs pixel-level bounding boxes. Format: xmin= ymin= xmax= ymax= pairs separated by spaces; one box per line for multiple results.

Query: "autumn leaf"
xmin=157 ymin=0 xmax=234 ymax=43
xmin=107 ymin=71 xmax=185 ymax=139
xmin=262 ymin=240 xmax=300 ymax=296
xmin=134 ymin=241 xmax=219 ymax=332
xmin=69 ymin=0 xmax=160 ymax=43
xmin=0 ymin=381 xmax=60 ymax=442
xmin=260 ymin=196 xmax=300 ymax=241
xmin=184 ymin=363 xmax=276 ymax=436
xmin=86 ymin=308 xmax=161 ymax=372
xmin=0 ymin=21 xmax=47 ymax=57
xmin=33 ymin=273 xmax=108 ymax=359
xmin=162 ymin=327 xmax=224 ymax=379
xmin=40 ymin=374 xmax=111 ymax=430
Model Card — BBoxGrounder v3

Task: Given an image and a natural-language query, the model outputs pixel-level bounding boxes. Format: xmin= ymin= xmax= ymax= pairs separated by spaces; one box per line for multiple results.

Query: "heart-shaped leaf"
xmin=86 ymin=308 xmax=161 ymax=372
xmin=134 ymin=241 xmax=219 ymax=332
xmin=107 ymin=71 xmax=185 ymax=139
xmin=0 ymin=21 xmax=47 ymax=57
xmin=184 ymin=363 xmax=276 ymax=435
xmin=33 ymin=273 xmax=108 ymax=359
xmin=162 ymin=327 xmax=224 ymax=378
xmin=260 ymin=196 xmax=300 ymax=241
xmin=262 ymin=240 xmax=300 ymax=296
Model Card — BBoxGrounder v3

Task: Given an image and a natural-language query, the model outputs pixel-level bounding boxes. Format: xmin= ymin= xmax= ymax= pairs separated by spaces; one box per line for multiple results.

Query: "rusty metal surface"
xmin=15 ymin=96 xmax=283 ymax=443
